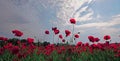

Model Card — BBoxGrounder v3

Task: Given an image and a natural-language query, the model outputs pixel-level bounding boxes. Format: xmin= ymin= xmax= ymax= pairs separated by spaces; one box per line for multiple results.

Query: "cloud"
xmin=56 ymin=0 xmax=94 ymax=23
xmin=75 ymin=9 xmax=94 ymax=22
xmin=0 ymin=0 xmax=39 ymax=24
xmin=0 ymin=0 xmax=45 ymax=38
xmin=0 ymin=0 xmax=72 ymax=42
xmin=75 ymin=14 xmax=120 ymax=28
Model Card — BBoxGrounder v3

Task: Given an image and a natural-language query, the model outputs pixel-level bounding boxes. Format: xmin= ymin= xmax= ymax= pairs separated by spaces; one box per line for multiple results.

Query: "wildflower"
xmin=88 ymin=36 xmax=95 ymax=42
xmin=70 ymin=18 xmax=76 ymax=24
xmin=84 ymin=42 xmax=89 ymax=47
xmin=94 ymin=37 xmax=100 ymax=42
xmin=0 ymin=37 xmax=8 ymax=41
xmin=74 ymin=34 xmax=79 ymax=38
xmin=57 ymin=50 xmax=62 ymax=54
xmin=115 ymin=54 xmax=120 ymax=57
xmin=11 ymin=46 xmax=19 ymax=54
xmin=54 ymin=29 xmax=59 ymax=35
xmin=45 ymin=30 xmax=49 ymax=34
xmin=52 ymin=27 xmax=57 ymax=31
xmin=0 ymin=37 xmax=4 ymax=40
xmin=104 ymin=35 xmax=111 ymax=40
xmin=62 ymin=39 xmax=65 ymax=42
xmin=61 ymin=46 xmax=65 ymax=51
xmin=0 ymin=48 xmax=4 ymax=55
xmin=27 ymin=38 xmax=34 ymax=43
xmin=12 ymin=30 xmax=23 ymax=37
xmin=91 ymin=44 xmax=97 ymax=48
xmin=65 ymin=30 xmax=71 ymax=37
xmin=76 ymin=41 xmax=82 ymax=47
xmin=59 ymin=34 xmax=63 ymax=39
xmin=17 ymin=53 xmax=26 ymax=59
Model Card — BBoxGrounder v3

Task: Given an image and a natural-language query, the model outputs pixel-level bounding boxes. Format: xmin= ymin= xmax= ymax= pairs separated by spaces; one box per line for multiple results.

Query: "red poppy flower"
xmin=45 ymin=30 xmax=49 ymax=34
xmin=91 ymin=44 xmax=97 ymax=48
xmin=94 ymin=37 xmax=100 ymax=42
xmin=62 ymin=39 xmax=65 ymax=42
xmin=57 ymin=50 xmax=62 ymax=54
xmin=4 ymin=37 xmax=8 ymax=41
xmin=104 ymin=35 xmax=111 ymax=40
xmin=12 ymin=30 xmax=23 ymax=37
xmin=11 ymin=46 xmax=19 ymax=54
xmin=61 ymin=46 xmax=65 ymax=51
xmin=27 ymin=38 xmax=34 ymax=43
xmin=115 ymin=54 xmax=120 ymax=57
xmin=65 ymin=30 xmax=71 ymax=37
xmin=88 ymin=36 xmax=95 ymax=42
xmin=0 ymin=37 xmax=4 ymax=41
xmin=59 ymin=34 xmax=63 ymax=39
xmin=53 ymin=29 xmax=59 ymax=35
xmin=0 ymin=37 xmax=8 ymax=41
xmin=52 ymin=27 xmax=57 ymax=31
xmin=70 ymin=18 xmax=76 ymax=24
xmin=74 ymin=34 xmax=79 ymax=38
xmin=76 ymin=41 xmax=82 ymax=46
xmin=84 ymin=42 xmax=89 ymax=46
xmin=0 ymin=48 xmax=4 ymax=55
xmin=17 ymin=53 xmax=26 ymax=59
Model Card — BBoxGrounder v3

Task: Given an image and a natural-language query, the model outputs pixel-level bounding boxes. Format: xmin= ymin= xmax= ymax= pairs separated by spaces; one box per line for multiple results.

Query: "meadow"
xmin=0 ymin=18 xmax=120 ymax=61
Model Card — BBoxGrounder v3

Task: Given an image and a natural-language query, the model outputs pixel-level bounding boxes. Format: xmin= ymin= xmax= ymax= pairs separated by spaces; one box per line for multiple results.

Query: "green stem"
xmin=71 ymin=24 xmax=75 ymax=43
xmin=58 ymin=36 xmax=59 ymax=44
xmin=53 ymin=33 xmax=54 ymax=44
xmin=38 ymin=39 xmax=39 ymax=46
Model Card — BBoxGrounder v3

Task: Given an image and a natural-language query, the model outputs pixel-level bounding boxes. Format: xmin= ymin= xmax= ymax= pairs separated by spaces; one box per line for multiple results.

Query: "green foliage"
xmin=1 ymin=38 xmax=120 ymax=61
xmin=0 ymin=50 xmax=15 ymax=61
xmin=0 ymin=41 xmax=5 ymax=47
xmin=7 ymin=38 xmax=19 ymax=45
xmin=0 ymin=47 xmax=120 ymax=61
xmin=42 ymin=41 xmax=50 ymax=46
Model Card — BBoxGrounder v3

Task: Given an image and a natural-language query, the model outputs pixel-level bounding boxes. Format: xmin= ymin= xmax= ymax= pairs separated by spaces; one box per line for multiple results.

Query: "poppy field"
xmin=0 ymin=18 xmax=120 ymax=61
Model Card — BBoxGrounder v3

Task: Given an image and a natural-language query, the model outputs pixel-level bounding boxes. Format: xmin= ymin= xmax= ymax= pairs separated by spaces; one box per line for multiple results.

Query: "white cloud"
xmin=74 ymin=6 xmax=89 ymax=19
xmin=75 ymin=9 xmax=94 ymax=22
xmin=57 ymin=0 xmax=94 ymax=23
xmin=0 ymin=0 xmax=46 ymax=39
xmin=75 ymin=14 xmax=120 ymax=29
xmin=96 ymin=14 xmax=102 ymax=19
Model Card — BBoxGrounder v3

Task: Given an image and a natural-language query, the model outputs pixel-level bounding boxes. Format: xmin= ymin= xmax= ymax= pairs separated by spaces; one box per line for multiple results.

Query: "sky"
xmin=0 ymin=0 xmax=120 ymax=44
